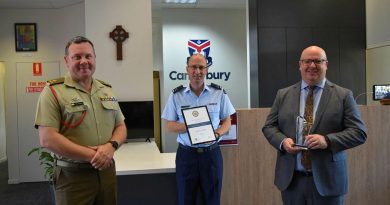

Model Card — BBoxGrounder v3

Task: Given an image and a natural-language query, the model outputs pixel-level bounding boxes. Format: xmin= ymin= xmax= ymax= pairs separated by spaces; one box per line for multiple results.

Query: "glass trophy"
xmin=294 ymin=116 xmax=311 ymax=150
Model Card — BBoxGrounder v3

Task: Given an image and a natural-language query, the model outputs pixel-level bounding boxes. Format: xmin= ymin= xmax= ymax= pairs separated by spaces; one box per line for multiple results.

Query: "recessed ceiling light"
xmin=164 ymin=0 xmax=197 ymax=4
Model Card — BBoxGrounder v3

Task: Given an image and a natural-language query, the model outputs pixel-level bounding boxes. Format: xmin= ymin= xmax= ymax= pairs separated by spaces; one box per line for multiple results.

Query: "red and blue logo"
xmin=188 ymin=40 xmax=213 ymax=67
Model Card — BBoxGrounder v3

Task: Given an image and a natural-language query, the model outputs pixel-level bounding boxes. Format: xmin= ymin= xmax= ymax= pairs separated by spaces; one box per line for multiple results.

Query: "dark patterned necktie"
xmin=301 ymin=86 xmax=314 ymax=170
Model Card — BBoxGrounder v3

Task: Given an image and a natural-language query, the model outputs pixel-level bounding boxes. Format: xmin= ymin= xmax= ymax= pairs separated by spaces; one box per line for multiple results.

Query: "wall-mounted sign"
xmin=33 ymin=62 xmax=42 ymax=76
xmin=188 ymin=40 xmax=213 ymax=67
xmin=219 ymin=113 xmax=238 ymax=146
xmin=169 ymin=71 xmax=231 ymax=81
xmin=169 ymin=39 xmax=231 ymax=81
xmin=26 ymin=81 xmax=45 ymax=93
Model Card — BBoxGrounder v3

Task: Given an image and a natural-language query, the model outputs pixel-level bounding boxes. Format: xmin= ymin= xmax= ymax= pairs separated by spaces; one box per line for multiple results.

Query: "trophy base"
xmin=380 ymin=99 xmax=390 ymax=105
xmin=293 ymin=143 xmax=308 ymax=150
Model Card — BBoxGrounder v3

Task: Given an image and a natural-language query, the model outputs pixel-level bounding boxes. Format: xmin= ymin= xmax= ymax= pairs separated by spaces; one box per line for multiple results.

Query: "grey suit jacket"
xmin=262 ymin=81 xmax=367 ymax=197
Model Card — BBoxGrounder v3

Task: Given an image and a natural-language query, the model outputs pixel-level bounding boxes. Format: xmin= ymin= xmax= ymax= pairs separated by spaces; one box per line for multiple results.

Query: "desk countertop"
xmin=114 ymin=142 xmax=176 ymax=175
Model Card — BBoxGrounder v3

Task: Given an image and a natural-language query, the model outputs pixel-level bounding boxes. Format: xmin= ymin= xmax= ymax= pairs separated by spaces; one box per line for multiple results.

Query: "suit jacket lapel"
xmin=292 ymin=82 xmax=301 ymax=123
xmin=312 ymin=81 xmax=333 ymax=131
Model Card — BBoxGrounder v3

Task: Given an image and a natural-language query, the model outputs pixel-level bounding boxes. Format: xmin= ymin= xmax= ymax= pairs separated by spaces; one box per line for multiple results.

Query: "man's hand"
xmin=305 ymin=134 xmax=328 ymax=149
xmin=89 ymin=143 xmax=115 ymax=170
xmin=282 ymin=138 xmax=304 ymax=154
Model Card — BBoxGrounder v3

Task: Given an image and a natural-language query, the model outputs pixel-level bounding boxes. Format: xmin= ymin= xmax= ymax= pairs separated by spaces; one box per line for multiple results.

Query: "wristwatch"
xmin=108 ymin=140 xmax=119 ymax=150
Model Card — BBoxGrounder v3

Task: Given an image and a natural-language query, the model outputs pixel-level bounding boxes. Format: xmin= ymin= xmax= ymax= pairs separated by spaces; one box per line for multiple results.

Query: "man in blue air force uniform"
xmin=161 ymin=54 xmax=235 ymax=205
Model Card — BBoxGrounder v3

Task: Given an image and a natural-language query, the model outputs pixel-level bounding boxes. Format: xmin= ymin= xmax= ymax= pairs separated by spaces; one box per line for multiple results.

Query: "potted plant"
xmin=27 ymin=147 xmax=54 ymax=183
xmin=28 ymin=147 xmax=55 ymax=204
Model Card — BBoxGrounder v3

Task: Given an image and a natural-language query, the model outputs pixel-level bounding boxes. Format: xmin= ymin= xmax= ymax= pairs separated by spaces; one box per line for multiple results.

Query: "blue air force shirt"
xmin=161 ymin=83 xmax=236 ymax=147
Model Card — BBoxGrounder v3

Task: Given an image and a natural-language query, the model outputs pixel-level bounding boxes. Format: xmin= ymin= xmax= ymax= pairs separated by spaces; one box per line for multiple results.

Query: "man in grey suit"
xmin=262 ymin=45 xmax=367 ymax=205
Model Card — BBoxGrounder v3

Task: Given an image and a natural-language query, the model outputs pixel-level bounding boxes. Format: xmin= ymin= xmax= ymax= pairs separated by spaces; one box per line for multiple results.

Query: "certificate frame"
xmin=181 ymin=105 xmax=216 ymax=145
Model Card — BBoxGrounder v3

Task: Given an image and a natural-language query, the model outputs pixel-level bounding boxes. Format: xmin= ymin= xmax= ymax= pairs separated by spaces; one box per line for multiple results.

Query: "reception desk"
xmin=115 ymin=141 xmax=175 ymax=175
xmin=114 ymin=106 xmax=390 ymax=205
xmin=114 ymin=142 xmax=177 ymax=205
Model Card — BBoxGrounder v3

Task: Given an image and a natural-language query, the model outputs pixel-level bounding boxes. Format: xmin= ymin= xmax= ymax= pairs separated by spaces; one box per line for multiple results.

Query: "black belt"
xmin=56 ymin=160 xmax=95 ymax=169
xmin=178 ymin=143 xmax=219 ymax=153
xmin=294 ymin=170 xmax=313 ymax=177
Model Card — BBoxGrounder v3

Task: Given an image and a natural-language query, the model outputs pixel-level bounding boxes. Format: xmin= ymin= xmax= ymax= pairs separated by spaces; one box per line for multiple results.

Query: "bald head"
xmin=300 ymin=46 xmax=327 ymax=60
xmin=187 ymin=53 xmax=207 ymax=65
xmin=299 ymin=45 xmax=328 ymax=86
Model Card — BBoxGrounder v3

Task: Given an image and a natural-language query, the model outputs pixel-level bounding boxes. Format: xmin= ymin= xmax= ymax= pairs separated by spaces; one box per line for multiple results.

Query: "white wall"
xmin=366 ymin=0 xmax=390 ymax=48
xmin=366 ymin=46 xmax=390 ymax=104
xmin=159 ymin=8 xmax=248 ymax=152
xmin=365 ymin=0 xmax=390 ymax=104
xmin=0 ymin=3 xmax=85 ymax=183
xmin=85 ymin=0 xmax=153 ymax=101
xmin=152 ymin=9 xmax=163 ymax=72
xmin=57 ymin=3 xmax=86 ymax=74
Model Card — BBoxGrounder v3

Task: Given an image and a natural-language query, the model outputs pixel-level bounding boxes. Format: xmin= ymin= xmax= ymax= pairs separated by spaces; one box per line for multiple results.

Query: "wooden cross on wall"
xmin=109 ymin=25 xmax=129 ymax=60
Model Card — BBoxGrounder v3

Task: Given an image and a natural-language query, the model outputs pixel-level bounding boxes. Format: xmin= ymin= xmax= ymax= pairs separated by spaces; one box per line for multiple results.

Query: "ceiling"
xmin=0 ymin=0 xmax=246 ymax=9
xmin=0 ymin=0 xmax=83 ymax=9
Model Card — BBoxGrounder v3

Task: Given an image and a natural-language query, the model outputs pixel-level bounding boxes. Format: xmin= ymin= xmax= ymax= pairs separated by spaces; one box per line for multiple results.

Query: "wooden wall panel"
xmin=221 ymin=109 xmax=281 ymax=205
xmin=220 ymin=106 xmax=390 ymax=205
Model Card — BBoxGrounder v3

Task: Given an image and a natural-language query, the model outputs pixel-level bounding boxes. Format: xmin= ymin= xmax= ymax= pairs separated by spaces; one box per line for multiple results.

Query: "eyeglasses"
xmin=188 ymin=65 xmax=208 ymax=70
xmin=300 ymin=59 xmax=327 ymax=65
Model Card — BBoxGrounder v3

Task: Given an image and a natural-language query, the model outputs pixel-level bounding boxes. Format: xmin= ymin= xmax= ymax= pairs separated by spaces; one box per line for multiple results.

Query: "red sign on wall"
xmin=219 ymin=113 xmax=238 ymax=146
xmin=33 ymin=62 xmax=42 ymax=76
xmin=26 ymin=81 xmax=46 ymax=93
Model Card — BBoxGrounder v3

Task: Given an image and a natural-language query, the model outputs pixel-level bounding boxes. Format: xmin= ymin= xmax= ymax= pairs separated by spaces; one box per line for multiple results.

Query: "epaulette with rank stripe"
xmin=210 ymin=83 xmax=227 ymax=94
xmin=47 ymin=77 xmax=64 ymax=86
xmin=97 ymin=79 xmax=112 ymax=88
xmin=172 ymin=85 xmax=185 ymax=93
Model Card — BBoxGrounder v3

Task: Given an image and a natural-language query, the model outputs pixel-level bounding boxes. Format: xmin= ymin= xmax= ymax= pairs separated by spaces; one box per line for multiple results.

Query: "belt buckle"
xmin=299 ymin=171 xmax=312 ymax=176
xmin=304 ymin=169 xmax=312 ymax=175
xmin=197 ymin=148 xmax=204 ymax=153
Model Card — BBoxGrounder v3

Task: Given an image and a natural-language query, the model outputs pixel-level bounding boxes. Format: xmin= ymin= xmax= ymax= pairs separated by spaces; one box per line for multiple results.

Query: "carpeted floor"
xmin=0 ymin=161 xmax=53 ymax=205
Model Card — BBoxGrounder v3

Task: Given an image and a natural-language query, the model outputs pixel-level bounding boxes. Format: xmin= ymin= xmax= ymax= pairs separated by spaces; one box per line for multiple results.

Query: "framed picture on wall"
xmin=14 ymin=23 xmax=37 ymax=52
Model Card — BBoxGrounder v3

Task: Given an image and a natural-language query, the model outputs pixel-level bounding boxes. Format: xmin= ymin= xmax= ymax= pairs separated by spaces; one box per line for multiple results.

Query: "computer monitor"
xmin=373 ymin=84 xmax=390 ymax=101
xmin=118 ymin=101 xmax=154 ymax=141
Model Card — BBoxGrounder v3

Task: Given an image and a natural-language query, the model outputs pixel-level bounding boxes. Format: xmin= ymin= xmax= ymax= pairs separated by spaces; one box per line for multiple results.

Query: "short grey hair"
xmin=65 ymin=36 xmax=95 ymax=56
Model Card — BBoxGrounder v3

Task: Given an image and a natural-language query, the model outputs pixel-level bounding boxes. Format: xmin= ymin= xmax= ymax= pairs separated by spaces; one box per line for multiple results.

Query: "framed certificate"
xmin=181 ymin=106 xmax=216 ymax=145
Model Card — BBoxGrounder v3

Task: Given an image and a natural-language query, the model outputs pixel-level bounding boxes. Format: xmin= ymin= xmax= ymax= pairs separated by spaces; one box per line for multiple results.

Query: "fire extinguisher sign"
xmin=33 ymin=62 xmax=42 ymax=76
